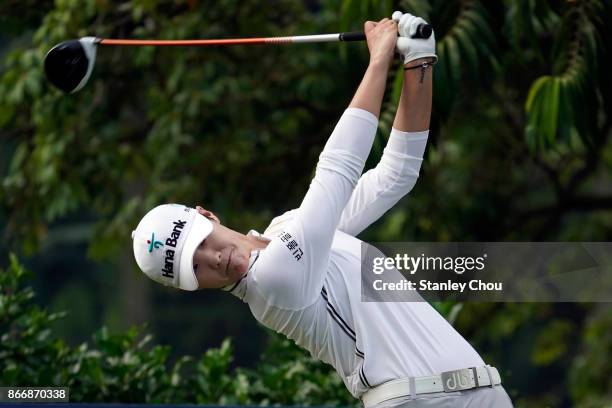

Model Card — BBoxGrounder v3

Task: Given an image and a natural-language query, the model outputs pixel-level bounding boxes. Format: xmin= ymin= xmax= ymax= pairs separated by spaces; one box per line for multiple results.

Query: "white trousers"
xmin=370 ymin=385 xmax=513 ymax=408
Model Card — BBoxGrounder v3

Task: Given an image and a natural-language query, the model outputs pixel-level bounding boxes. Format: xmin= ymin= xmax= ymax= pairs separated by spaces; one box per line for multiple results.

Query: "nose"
xmin=194 ymin=244 xmax=222 ymax=270
xmin=203 ymin=246 xmax=221 ymax=269
xmin=210 ymin=250 xmax=221 ymax=268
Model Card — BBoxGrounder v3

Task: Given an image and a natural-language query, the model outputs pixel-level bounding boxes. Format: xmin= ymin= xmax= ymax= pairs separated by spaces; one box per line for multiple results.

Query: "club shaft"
xmin=99 ymin=32 xmax=365 ymax=47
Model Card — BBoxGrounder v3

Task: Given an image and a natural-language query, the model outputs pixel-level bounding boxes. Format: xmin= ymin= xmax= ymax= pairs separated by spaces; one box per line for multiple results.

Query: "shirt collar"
xmin=220 ymin=231 xmax=267 ymax=298
xmin=246 ymin=229 xmax=272 ymax=242
xmin=221 ymin=250 xmax=261 ymax=300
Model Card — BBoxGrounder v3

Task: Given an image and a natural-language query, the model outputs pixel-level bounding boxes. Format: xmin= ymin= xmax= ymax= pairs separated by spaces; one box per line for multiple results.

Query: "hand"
xmin=364 ymin=18 xmax=399 ymax=66
xmin=393 ymin=11 xmax=437 ymax=65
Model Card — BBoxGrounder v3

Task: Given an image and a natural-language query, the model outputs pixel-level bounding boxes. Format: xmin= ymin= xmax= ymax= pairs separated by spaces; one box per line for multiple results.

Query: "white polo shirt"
xmin=223 ymin=108 xmax=484 ymax=399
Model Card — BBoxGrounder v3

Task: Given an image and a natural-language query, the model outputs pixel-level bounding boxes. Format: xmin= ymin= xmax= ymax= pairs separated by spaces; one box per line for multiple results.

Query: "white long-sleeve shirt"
xmin=223 ymin=108 xmax=484 ymax=399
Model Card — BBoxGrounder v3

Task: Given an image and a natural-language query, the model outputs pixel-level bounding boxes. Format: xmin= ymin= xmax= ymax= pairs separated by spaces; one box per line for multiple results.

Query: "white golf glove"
xmin=393 ymin=11 xmax=437 ymax=65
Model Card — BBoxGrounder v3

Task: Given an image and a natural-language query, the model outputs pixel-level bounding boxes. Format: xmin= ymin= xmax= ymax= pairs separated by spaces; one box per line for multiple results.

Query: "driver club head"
xmin=44 ymin=37 xmax=98 ymax=93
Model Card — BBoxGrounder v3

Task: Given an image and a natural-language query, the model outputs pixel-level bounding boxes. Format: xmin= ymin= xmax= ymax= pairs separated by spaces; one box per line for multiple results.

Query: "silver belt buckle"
xmin=441 ymin=368 xmax=476 ymax=392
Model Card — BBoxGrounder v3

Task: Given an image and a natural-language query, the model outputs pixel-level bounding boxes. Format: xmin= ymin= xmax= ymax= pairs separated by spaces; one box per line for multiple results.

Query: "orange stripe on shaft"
xmin=99 ymin=37 xmax=293 ymax=46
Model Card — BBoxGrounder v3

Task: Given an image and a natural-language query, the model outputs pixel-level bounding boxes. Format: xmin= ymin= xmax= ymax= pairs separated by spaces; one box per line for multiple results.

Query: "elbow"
xmin=377 ymin=161 xmax=421 ymax=196
xmin=317 ymin=150 xmax=365 ymax=187
xmin=385 ymin=176 xmax=419 ymax=199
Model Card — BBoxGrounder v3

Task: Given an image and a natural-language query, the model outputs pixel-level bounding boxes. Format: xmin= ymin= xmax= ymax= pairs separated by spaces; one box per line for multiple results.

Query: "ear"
xmin=195 ymin=206 xmax=221 ymax=224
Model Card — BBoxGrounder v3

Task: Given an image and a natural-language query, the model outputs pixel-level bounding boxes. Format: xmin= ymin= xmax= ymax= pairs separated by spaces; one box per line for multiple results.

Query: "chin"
xmin=228 ymin=253 xmax=248 ymax=280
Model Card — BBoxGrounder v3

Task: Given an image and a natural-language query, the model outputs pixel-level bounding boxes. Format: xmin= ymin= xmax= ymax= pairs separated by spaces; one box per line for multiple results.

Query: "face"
xmin=192 ymin=208 xmax=250 ymax=289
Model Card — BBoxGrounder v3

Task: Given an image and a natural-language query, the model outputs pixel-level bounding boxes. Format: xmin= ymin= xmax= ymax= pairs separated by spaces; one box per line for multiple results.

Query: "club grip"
xmin=339 ymin=31 xmax=366 ymax=42
xmin=340 ymin=24 xmax=432 ymax=42
xmin=412 ymin=24 xmax=432 ymax=39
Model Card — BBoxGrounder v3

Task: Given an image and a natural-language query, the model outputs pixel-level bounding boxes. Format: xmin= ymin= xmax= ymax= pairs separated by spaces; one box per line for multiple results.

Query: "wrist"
xmin=403 ymin=57 xmax=436 ymax=69
xmin=368 ymin=57 xmax=391 ymax=71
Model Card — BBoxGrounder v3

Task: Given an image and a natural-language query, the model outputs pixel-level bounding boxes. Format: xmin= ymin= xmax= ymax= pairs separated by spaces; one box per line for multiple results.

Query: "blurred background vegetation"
xmin=0 ymin=0 xmax=611 ymax=407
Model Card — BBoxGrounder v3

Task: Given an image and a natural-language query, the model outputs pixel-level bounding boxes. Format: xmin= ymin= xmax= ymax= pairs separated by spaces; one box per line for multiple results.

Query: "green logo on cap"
xmin=147 ymin=233 xmax=164 ymax=252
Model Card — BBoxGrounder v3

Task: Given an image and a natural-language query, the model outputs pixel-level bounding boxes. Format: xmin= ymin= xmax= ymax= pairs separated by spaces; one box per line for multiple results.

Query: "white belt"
xmin=361 ymin=365 xmax=502 ymax=408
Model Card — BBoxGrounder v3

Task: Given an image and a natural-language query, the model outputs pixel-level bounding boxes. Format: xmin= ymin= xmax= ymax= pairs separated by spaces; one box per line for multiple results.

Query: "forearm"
xmin=393 ymin=59 xmax=433 ymax=132
xmin=337 ymin=127 xmax=428 ymax=236
xmin=306 ymin=108 xmax=378 ymax=228
xmin=295 ymin=109 xmax=377 ymax=300
xmin=348 ymin=60 xmax=390 ymax=119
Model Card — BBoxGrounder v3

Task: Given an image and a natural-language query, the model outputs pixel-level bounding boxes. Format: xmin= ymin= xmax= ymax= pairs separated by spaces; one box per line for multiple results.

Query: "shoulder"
xmin=264 ymin=209 xmax=299 ymax=237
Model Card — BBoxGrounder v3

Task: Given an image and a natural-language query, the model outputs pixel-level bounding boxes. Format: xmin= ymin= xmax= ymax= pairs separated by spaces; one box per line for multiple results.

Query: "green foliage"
xmin=0 ymin=255 xmax=354 ymax=404
xmin=1 ymin=0 xmax=355 ymax=255
xmin=569 ymin=306 xmax=612 ymax=407
xmin=433 ymin=1 xmax=499 ymax=115
xmin=0 ymin=254 xmax=70 ymax=386
xmin=1 ymin=1 xmax=612 ymax=407
xmin=244 ymin=334 xmax=356 ymax=406
xmin=524 ymin=0 xmax=605 ymax=153
xmin=1 ymin=254 xmax=184 ymax=402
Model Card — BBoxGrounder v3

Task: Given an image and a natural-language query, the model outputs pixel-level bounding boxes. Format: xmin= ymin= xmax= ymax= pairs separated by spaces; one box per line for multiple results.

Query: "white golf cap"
xmin=131 ymin=204 xmax=213 ymax=291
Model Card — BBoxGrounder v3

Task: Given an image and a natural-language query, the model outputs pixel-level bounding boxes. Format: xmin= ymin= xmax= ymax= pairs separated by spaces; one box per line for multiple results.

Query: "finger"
xmin=384 ymin=20 xmax=398 ymax=32
xmin=378 ymin=17 xmax=390 ymax=24
xmin=364 ymin=21 xmax=377 ymax=31
xmin=409 ymin=16 xmax=428 ymax=37
xmin=399 ymin=13 xmax=414 ymax=37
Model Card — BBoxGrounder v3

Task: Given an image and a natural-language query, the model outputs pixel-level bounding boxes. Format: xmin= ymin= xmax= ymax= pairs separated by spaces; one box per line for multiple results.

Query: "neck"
xmin=246 ymin=234 xmax=269 ymax=251
xmin=220 ymin=232 xmax=268 ymax=297
xmin=228 ymin=227 xmax=268 ymax=252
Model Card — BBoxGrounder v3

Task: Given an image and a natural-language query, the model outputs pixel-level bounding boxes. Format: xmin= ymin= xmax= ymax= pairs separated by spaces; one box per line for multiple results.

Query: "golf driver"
xmin=44 ymin=19 xmax=432 ymax=94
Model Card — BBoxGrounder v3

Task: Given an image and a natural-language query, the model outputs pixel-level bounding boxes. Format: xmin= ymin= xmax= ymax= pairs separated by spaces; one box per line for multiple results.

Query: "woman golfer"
xmin=132 ymin=12 xmax=513 ymax=408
